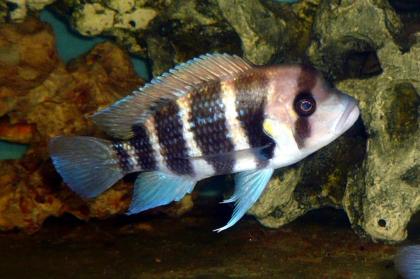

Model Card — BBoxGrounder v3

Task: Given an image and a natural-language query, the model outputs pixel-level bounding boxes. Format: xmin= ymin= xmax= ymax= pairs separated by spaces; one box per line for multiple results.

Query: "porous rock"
xmin=338 ymin=41 xmax=419 ymax=242
xmin=145 ymin=0 xmax=318 ymax=73
xmin=3 ymin=0 xmax=56 ymax=22
xmin=52 ymin=0 xmax=317 ymax=74
xmin=217 ymin=0 xmax=287 ymax=65
xmin=136 ymin=0 xmax=243 ymax=76
xmin=0 ymin=17 xmax=59 ymax=93
xmin=58 ymin=0 xmax=164 ymax=55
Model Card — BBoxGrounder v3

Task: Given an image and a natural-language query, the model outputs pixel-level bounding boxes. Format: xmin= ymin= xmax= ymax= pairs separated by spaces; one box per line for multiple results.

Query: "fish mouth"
xmin=334 ymin=96 xmax=360 ymax=134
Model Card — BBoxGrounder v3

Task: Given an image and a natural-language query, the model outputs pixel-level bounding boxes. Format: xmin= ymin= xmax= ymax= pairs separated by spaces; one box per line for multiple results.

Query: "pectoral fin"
xmin=127 ymin=171 xmax=197 ymax=214
xmin=214 ymin=168 xmax=274 ymax=232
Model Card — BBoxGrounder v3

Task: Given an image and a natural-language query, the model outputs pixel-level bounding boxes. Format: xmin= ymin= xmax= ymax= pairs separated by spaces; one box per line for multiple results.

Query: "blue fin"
xmin=49 ymin=136 xmax=123 ymax=198
xmin=395 ymin=245 xmax=420 ymax=279
xmin=127 ymin=171 xmax=197 ymax=214
xmin=214 ymin=168 xmax=274 ymax=232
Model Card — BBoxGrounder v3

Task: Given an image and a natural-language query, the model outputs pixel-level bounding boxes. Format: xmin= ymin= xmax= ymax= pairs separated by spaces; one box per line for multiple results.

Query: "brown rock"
xmin=0 ymin=18 xmax=149 ymax=232
xmin=0 ymin=17 xmax=59 ymax=92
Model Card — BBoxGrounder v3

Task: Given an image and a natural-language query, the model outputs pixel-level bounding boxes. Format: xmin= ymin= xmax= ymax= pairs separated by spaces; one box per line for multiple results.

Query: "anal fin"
xmin=127 ymin=171 xmax=197 ymax=214
xmin=214 ymin=168 xmax=274 ymax=232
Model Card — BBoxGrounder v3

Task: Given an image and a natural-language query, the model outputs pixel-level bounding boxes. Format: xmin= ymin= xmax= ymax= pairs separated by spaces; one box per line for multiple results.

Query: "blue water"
xmin=39 ymin=10 xmax=150 ymax=79
xmin=0 ymin=141 xmax=28 ymax=160
xmin=0 ymin=10 xmax=150 ymax=160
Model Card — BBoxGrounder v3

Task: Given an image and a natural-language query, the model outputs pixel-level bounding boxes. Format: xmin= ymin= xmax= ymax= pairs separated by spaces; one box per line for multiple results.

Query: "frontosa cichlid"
xmin=49 ymin=53 xmax=360 ymax=232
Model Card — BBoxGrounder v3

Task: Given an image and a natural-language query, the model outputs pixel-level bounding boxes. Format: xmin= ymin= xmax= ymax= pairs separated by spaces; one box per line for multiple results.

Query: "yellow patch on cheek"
xmin=263 ymin=118 xmax=276 ymax=137
xmin=263 ymin=118 xmax=300 ymax=151
xmin=289 ymin=108 xmax=298 ymax=120
xmin=265 ymin=94 xmax=298 ymax=138
xmin=263 ymin=118 xmax=293 ymax=139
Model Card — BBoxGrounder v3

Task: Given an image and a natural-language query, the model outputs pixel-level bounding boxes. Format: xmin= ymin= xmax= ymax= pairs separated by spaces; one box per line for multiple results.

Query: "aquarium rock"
xmin=71 ymin=3 xmax=116 ymax=36
xmin=0 ymin=18 xmax=193 ymax=232
xmin=3 ymin=0 xmax=55 ymax=22
xmin=216 ymin=0 xmax=319 ymax=65
xmin=71 ymin=2 xmax=158 ymax=36
xmin=250 ymin=0 xmax=419 ymax=242
xmin=147 ymin=0 xmax=318 ymax=71
xmin=0 ymin=17 xmax=58 ymax=117
xmin=338 ymin=41 xmax=420 ymax=243
xmin=53 ymin=0 xmax=164 ymax=56
xmin=53 ymin=0 xmax=317 ymax=73
xmin=307 ymin=0 xmax=402 ymax=78
xmin=217 ymin=0 xmax=287 ymax=64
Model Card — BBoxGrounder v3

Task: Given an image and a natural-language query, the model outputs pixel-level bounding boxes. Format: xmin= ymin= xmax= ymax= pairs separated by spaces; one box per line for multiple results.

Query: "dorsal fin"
xmin=92 ymin=53 xmax=253 ymax=139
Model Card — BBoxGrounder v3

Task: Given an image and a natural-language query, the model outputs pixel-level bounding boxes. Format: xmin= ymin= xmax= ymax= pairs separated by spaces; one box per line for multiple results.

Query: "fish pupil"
xmin=294 ymin=92 xmax=316 ymax=117
xmin=300 ymin=100 xmax=312 ymax=111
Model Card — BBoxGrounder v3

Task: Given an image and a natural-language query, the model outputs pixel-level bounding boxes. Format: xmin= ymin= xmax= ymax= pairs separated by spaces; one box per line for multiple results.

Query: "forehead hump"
xmin=267 ymin=65 xmax=333 ymax=106
xmin=268 ymin=65 xmax=317 ymax=101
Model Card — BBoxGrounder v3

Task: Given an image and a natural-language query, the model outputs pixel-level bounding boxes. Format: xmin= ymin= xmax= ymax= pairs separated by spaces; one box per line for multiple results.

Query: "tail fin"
xmin=49 ymin=136 xmax=124 ymax=198
xmin=395 ymin=245 xmax=420 ymax=279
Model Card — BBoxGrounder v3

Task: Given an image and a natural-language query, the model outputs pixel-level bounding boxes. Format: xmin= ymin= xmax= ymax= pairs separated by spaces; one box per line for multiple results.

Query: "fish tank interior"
xmin=0 ymin=0 xmax=419 ymax=278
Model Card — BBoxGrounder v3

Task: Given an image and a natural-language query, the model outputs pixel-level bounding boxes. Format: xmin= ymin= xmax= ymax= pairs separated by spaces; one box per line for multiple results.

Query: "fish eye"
xmin=294 ymin=92 xmax=316 ymax=117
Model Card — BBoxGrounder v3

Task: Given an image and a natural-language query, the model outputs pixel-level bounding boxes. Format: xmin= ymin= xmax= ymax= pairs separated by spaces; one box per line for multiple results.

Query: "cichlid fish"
xmin=49 ymin=53 xmax=360 ymax=231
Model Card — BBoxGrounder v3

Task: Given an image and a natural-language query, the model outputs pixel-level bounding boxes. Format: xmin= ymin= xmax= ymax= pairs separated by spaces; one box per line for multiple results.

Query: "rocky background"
xmin=0 ymin=0 xmax=418 ymax=242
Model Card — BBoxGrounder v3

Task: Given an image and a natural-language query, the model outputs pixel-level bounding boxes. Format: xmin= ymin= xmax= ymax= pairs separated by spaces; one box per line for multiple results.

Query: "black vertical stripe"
xmin=234 ymin=71 xmax=276 ymax=167
xmin=297 ymin=64 xmax=317 ymax=92
xmin=294 ymin=65 xmax=318 ymax=148
xmin=112 ymin=141 xmax=132 ymax=172
xmin=189 ymin=81 xmax=235 ymax=174
xmin=130 ymin=124 xmax=157 ymax=171
xmin=294 ymin=117 xmax=310 ymax=148
xmin=154 ymin=100 xmax=194 ymax=175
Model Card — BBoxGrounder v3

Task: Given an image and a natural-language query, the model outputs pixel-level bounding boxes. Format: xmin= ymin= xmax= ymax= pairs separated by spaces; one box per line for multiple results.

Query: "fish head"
xmin=265 ymin=65 xmax=360 ymax=160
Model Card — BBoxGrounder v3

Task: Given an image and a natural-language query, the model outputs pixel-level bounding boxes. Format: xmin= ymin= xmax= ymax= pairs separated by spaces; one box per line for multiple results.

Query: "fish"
xmin=395 ymin=245 xmax=420 ymax=279
xmin=49 ymin=53 xmax=360 ymax=232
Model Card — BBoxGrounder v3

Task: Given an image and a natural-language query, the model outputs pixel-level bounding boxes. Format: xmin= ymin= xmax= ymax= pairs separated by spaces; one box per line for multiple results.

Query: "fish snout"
xmin=334 ymin=94 xmax=360 ymax=134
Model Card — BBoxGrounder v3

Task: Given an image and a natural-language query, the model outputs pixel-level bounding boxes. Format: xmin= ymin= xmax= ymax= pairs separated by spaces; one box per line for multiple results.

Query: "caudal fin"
xmin=395 ymin=245 xmax=420 ymax=279
xmin=49 ymin=136 xmax=123 ymax=198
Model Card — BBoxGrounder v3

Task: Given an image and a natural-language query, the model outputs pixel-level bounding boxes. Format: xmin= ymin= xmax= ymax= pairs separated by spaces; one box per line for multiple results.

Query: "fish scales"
xmin=187 ymin=80 xmax=236 ymax=174
xmin=130 ymin=124 xmax=156 ymax=171
xmin=153 ymin=100 xmax=194 ymax=175
xmin=112 ymin=141 xmax=135 ymax=172
xmin=112 ymin=125 xmax=157 ymax=173
xmin=143 ymin=116 xmax=168 ymax=173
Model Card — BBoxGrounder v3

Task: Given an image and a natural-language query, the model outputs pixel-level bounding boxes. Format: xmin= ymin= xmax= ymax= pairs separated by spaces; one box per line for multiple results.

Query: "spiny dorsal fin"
xmin=92 ymin=53 xmax=253 ymax=139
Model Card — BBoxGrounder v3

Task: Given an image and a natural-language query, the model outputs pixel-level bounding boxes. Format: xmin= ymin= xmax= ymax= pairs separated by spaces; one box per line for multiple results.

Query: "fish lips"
xmin=333 ymin=96 xmax=360 ymax=135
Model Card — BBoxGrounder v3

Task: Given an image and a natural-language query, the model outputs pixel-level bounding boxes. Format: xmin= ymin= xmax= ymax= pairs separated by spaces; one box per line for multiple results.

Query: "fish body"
xmin=49 ymin=54 xmax=360 ymax=231
xmin=112 ymin=68 xmax=283 ymax=178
